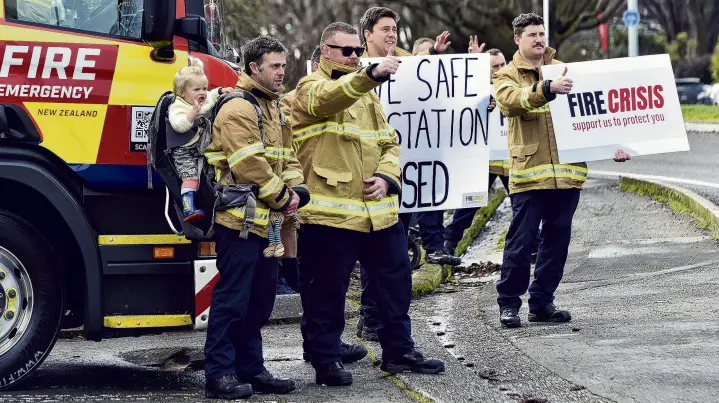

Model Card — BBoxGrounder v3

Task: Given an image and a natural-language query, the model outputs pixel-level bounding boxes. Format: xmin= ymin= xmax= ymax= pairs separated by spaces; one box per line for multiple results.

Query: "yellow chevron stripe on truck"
xmin=0 ymin=23 xmax=188 ymax=164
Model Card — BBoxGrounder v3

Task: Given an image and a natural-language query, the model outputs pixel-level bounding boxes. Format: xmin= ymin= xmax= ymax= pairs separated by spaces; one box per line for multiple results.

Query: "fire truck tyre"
xmin=0 ymin=211 xmax=64 ymax=391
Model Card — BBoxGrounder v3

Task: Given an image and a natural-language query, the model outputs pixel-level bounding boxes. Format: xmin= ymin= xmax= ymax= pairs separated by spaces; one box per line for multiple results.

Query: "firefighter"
xmin=359 ymin=6 xmax=458 ymax=266
xmin=355 ymin=6 xmax=458 ymax=344
xmin=493 ymin=13 xmax=630 ymax=329
xmin=279 ymin=46 xmax=369 ymax=365
xmin=412 ymin=37 xmax=435 ymax=55
xmin=292 ymin=22 xmax=445 ymax=386
xmin=202 ymin=36 xmax=310 ymax=399
xmin=444 ymin=45 xmax=511 ymax=255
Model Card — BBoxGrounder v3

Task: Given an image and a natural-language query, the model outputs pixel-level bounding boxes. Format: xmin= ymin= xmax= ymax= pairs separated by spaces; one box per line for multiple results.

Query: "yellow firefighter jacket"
xmin=492 ymin=47 xmax=587 ymax=195
xmin=489 ymin=159 xmax=509 ymax=176
xmin=204 ymin=72 xmax=308 ymax=237
xmin=291 ymin=57 xmax=402 ymax=233
xmin=280 ymin=91 xmax=295 ymax=124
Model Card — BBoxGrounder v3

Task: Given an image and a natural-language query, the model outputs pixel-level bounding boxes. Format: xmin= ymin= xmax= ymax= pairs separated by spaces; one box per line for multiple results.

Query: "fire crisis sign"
xmin=0 ymin=42 xmax=119 ymax=104
xmin=541 ymin=54 xmax=689 ymax=163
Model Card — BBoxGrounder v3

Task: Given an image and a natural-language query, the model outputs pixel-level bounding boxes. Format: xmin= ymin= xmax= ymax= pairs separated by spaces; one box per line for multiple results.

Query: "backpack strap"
xmin=213 ymin=90 xmax=265 ymax=145
xmin=207 ymin=91 xmax=266 ymax=238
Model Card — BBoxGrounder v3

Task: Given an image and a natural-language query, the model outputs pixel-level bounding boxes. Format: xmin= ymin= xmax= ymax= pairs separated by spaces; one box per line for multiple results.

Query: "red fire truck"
xmin=0 ymin=0 xmax=237 ymax=389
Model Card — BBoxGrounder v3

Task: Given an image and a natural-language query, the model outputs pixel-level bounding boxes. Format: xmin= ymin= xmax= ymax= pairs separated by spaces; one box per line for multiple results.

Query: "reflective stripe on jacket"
xmin=489 ymin=159 xmax=509 ymax=176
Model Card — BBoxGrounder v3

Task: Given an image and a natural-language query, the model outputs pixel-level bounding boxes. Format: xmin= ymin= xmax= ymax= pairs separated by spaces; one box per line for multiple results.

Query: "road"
xmin=589 ymin=129 xmax=719 ymax=205
xmin=2 ymin=325 xmax=415 ymax=402
xmin=455 ymin=178 xmax=719 ymax=403
xmin=8 ymin=160 xmax=719 ymax=401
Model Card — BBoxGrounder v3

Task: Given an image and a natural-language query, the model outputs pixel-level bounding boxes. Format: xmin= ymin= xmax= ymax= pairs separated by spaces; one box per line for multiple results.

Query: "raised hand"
xmin=434 ymin=31 xmax=452 ymax=53
xmin=468 ymin=35 xmax=485 ymax=54
xmin=374 ymin=45 xmax=401 ymax=78
xmin=550 ymin=66 xmax=573 ymax=95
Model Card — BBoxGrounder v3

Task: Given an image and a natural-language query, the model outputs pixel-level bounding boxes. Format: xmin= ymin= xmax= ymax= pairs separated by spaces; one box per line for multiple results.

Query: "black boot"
xmin=499 ymin=307 xmax=521 ymax=328
xmin=528 ymin=304 xmax=571 ymax=323
xmin=356 ymin=315 xmax=379 ymax=341
xmin=380 ymin=350 xmax=445 ymax=374
xmin=205 ymin=375 xmax=253 ymax=400
xmin=303 ymin=341 xmax=368 ymax=364
xmin=425 ymin=250 xmax=462 ymax=266
xmin=360 ymin=325 xmax=379 ymax=342
xmin=315 ymin=361 xmax=353 ymax=386
xmin=339 ymin=341 xmax=368 ymax=363
xmin=443 ymin=241 xmax=458 ymax=256
xmin=240 ymin=369 xmax=295 ymax=395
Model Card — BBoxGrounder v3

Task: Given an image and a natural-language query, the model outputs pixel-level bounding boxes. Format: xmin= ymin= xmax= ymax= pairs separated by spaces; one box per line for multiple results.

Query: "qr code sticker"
xmin=131 ymin=106 xmax=154 ymax=143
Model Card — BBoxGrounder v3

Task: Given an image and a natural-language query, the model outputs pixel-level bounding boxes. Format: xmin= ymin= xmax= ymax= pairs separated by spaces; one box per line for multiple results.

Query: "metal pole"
xmin=544 ymin=0 xmax=550 ymax=46
xmin=628 ymin=0 xmax=639 ymax=57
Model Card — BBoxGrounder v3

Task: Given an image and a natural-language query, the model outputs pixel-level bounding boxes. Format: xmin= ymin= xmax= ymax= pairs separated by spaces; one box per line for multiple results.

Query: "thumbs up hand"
xmin=550 ymin=66 xmax=573 ymax=94
xmin=374 ymin=45 xmax=401 ymax=78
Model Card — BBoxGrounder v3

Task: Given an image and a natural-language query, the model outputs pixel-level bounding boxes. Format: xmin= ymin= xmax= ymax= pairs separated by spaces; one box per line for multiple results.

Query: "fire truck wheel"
xmin=0 ymin=211 xmax=64 ymax=391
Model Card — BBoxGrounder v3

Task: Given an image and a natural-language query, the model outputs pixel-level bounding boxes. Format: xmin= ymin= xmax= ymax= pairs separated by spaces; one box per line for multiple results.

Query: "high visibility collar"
xmin=235 ymin=71 xmax=281 ymax=101
xmin=361 ymin=43 xmax=412 ymax=58
xmin=512 ymin=47 xmax=557 ymax=71
xmin=319 ymin=57 xmax=360 ymax=80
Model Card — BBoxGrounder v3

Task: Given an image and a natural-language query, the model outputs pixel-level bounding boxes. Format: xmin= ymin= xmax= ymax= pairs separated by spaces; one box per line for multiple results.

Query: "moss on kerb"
xmin=357 ymin=339 xmax=436 ymax=403
xmin=620 ymin=177 xmax=719 ymax=240
xmin=411 ymin=262 xmax=443 ymax=298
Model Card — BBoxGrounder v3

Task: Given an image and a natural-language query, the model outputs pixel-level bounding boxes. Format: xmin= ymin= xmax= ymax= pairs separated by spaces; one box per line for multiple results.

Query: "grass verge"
xmin=620 ymin=177 xmax=719 ymax=240
xmin=682 ymin=104 xmax=719 ymax=123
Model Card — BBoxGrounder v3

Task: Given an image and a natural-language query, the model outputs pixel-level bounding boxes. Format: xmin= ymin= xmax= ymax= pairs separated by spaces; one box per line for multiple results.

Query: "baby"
xmin=168 ymin=57 xmax=231 ymax=222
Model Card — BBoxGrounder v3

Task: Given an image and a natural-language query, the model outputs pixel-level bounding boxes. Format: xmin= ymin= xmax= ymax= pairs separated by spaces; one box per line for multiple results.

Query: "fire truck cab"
xmin=0 ymin=0 xmax=237 ymax=390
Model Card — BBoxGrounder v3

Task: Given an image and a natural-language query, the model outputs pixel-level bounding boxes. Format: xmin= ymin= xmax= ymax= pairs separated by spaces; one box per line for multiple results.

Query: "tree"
xmin=643 ymin=0 xmax=719 ymax=55
xmin=379 ymin=0 xmax=624 ymax=64
xmin=509 ymin=0 xmax=624 ymax=51
xmin=559 ymin=19 xmax=667 ymax=62
xmin=712 ymin=36 xmax=719 ymax=83
xmin=222 ymin=0 xmax=631 ymax=87
xmin=223 ymin=0 xmax=375 ymax=89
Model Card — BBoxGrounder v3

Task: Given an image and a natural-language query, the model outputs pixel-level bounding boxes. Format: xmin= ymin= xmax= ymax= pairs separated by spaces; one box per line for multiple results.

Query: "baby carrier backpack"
xmin=145 ymin=89 xmax=266 ymax=240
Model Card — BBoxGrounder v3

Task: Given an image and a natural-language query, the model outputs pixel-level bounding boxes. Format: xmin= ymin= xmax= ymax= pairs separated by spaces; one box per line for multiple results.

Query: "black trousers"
xmin=299 ymin=223 xmax=414 ymax=367
xmin=496 ymin=189 xmax=581 ymax=310
xmin=204 ymin=225 xmax=278 ymax=381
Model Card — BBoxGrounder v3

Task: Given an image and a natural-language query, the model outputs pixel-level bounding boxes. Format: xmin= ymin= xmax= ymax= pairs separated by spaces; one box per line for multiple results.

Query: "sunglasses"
xmin=325 ymin=44 xmax=365 ymax=57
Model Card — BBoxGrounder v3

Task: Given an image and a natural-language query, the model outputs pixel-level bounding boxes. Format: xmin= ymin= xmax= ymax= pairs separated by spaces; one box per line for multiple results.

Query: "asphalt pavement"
xmin=455 ymin=178 xmax=719 ymax=403
xmin=589 ymin=127 xmax=719 ymax=205
xmin=3 ymin=324 xmax=415 ymax=402
xmin=9 ymin=129 xmax=719 ymax=402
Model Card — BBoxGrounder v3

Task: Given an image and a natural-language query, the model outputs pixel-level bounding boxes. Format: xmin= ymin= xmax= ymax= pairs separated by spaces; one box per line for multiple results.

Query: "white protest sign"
xmin=541 ymin=54 xmax=689 ymax=164
xmin=362 ymin=53 xmax=491 ymax=213
xmin=487 ymin=85 xmax=509 ymax=160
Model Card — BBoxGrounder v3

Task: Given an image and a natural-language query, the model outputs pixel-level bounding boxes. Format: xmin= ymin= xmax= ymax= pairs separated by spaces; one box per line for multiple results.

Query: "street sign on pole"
xmin=625 ymin=0 xmax=639 ymax=57
xmin=543 ymin=0 xmax=549 ymax=46
xmin=623 ymin=9 xmax=640 ymax=27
